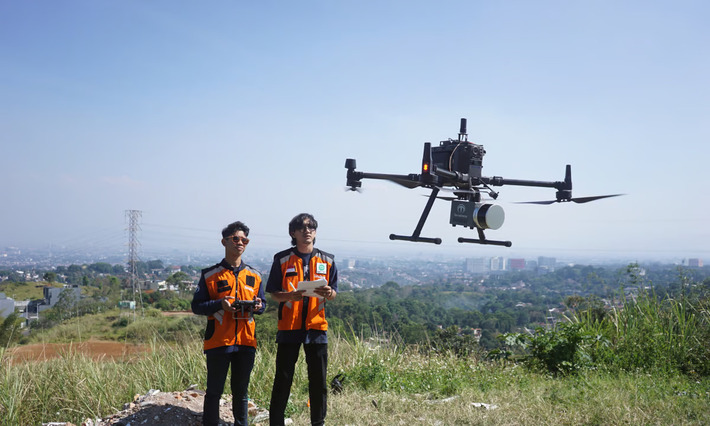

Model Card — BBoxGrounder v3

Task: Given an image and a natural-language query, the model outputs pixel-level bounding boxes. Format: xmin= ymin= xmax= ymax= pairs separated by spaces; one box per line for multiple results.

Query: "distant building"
xmin=43 ymin=285 xmax=82 ymax=308
xmin=466 ymin=258 xmax=489 ymax=274
xmin=490 ymin=257 xmax=506 ymax=272
xmin=538 ymin=256 xmax=557 ymax=272
xmin=687 ymin=258 xmax=703 ymax=268
xmin=0 ymin=293 xmax=15 ymax=317
xmin=472 ymin=328 xmax=482 ymax=342
xmin=509 ymin=258 xmax=526 ymax=270
xmin=119 ymin=300 xmax=136 ymax=310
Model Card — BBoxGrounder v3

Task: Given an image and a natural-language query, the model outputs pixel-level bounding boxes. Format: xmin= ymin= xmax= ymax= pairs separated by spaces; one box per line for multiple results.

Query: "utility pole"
xmin=125 ymin=210 xmax=143 ymax=319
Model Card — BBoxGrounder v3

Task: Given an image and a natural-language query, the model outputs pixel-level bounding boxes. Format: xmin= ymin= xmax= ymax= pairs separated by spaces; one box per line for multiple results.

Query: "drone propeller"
xmin=516 ymin=194 xmax=624 ymax=205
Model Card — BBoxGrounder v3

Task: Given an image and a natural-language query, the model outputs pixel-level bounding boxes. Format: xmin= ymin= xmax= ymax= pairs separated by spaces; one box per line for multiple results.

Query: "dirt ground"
xmin=56 ymin=387 xmax=270 ymax=426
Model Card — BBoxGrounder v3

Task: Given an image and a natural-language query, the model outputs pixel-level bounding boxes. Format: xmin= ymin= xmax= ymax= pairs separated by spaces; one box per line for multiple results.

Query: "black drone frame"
xmin=345 ymin=118 xmax=621 ymax=247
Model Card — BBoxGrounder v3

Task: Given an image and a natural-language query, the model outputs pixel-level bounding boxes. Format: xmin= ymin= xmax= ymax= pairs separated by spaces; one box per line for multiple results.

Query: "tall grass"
xmin=578 ymin=288 xmax=710 ymax=377
xmin=3 ymin=285 xmax=710 ymax=425
xmin=501 ymin=284 xmax=710 ymax=379
xmin=0 ymin=338 xmax=206 ymax=425
xmin=1 ymin=331 xmax=709 ymax=425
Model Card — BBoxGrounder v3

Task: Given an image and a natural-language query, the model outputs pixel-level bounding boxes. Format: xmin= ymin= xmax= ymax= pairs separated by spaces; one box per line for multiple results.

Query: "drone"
xmin=345 ymin=118 xmax=622 ymax=247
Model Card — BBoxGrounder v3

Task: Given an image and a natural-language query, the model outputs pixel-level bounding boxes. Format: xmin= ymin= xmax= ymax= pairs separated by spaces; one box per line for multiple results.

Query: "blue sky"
xmin=1 ymin=1 xmax=708 ymax=262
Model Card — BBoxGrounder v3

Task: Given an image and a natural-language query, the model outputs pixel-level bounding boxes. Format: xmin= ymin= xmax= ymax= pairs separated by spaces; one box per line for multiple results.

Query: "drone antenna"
xmin=458 ymin=118 xmax=468 ymax=142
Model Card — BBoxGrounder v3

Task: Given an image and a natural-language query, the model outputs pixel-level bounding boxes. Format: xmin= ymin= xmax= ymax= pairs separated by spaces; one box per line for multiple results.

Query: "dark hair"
xmin=222 ymin=221 xmax=250 ymax=239
xmin=289 ymin=213 xmax=317 ymax=246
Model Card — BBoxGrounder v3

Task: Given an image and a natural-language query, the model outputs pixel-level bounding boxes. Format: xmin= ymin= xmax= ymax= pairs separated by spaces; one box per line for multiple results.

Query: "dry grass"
xmin=1 ymin=320 xmax=708 ymax=425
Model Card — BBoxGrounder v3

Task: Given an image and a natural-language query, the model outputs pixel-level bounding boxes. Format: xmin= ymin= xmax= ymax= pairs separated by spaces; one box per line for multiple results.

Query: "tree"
xmin=88 ymin=262 xmax=113 ymax=274
xmin=52 ymin=288 xmax=80 ymax=321
xmin=43 ymin=271 xmax=57 ymax=283
xmin=166 ymin=271 xmax=193 ymax=294
xmin=146 ymin=260 xmax=164 ymax=270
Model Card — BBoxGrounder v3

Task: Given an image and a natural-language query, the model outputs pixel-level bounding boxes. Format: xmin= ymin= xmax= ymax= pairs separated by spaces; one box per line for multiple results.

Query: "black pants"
xmin=204 ymin=350 xmax=255 ymax=426
xmin=269 ymin=343 xmax=328 ymax=426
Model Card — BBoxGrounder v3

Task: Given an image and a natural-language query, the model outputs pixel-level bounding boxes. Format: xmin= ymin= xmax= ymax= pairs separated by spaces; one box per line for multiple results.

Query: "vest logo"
xmin=316 ymin=263 xmax=327 ymax=274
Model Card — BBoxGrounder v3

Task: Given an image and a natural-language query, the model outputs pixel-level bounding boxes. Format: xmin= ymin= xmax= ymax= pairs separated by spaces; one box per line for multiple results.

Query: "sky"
xmin=1 ymin=0 xmax=708 ymax=263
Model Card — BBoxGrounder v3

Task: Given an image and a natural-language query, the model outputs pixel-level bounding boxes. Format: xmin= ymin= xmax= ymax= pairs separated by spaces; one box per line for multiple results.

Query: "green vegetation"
xmin=1 ymin=262 xmax=708 ymax=424
xmin=25 ymin=308 xmax=203 ymax=344
xmin=1 ymin=329 xmax=708 ymax=425
xmin=0 ymin=281 xmax=53 ymax=301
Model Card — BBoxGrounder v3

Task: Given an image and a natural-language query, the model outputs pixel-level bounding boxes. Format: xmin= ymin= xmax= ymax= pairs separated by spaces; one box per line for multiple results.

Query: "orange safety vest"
xmin=276 ymin=249 xmax=334 ymax=332
xmin=202 ymin=263 xmax=262 ymax=350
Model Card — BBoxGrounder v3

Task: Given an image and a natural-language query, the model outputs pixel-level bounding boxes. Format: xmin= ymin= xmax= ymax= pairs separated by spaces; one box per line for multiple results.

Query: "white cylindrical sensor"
xmin=473 ymin=204 xmax=505 ymax=230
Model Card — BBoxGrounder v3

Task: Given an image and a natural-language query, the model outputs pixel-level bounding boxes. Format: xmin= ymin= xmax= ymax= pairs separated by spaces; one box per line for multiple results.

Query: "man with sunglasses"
xmin=191 ymin=221 xmax=266 ymax=426
xmin=266 ymin=213 xmax=338 ymax=426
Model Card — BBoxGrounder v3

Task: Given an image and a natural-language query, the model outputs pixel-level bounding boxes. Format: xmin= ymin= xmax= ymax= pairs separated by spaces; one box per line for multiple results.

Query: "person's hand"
xmin=314 ymin=285 xmax=335 ymax=300
xmin=254 ymin=298 xmax=263 ymax=311
xmin=222 ymin=296 xmax=236 ymax=312
xmin=289 ymin=290 xmax=306 ymax=301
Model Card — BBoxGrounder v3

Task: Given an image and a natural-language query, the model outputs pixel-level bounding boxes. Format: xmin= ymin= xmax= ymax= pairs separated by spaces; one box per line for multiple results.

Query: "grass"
xmin=2 ymin=284 xmax=709 ymax=425
xmin=0 ymin=282 xmax=52 ymax=302
xmin=1 ymin=331 xmax=708 ymax=425
xmin=24 ymin=308 xmax=204 ymax=344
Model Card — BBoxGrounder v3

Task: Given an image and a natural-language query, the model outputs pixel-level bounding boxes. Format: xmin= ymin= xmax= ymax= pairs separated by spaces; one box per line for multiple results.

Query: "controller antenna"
xmin=459 ymin=118 xmax=468 ymax=142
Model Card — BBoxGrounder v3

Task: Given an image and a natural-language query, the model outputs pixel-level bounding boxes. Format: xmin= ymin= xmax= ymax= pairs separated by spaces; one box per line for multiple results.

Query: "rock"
xmin=253 ymin=411 xmax=270 ymax=423
xmin=425 ymin=395 xmax=459 ymax=404
xmin=471 ymin=402 xmax=498 ymax=410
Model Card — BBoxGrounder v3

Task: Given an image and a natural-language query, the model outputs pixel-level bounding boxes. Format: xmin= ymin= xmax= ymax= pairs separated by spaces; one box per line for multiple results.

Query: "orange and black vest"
xmin=276 ymin=248 xmax=334 ymax=332
xmin=202 ymin=262 xmax=262 ymax=350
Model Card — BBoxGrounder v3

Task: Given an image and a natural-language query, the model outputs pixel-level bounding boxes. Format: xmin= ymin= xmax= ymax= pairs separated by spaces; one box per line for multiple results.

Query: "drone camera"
xmin=450 ymin=200 xmax=505 ymax=230
xmin=431 ymin=140 xmax=486 ymax=179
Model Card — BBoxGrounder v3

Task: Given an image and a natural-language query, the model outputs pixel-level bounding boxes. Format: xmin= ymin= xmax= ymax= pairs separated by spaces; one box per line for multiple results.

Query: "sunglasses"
xmin=298 ymin=224 xmax=317 ymax=232
xmin=226 ymin=236 xmax=250 ymax=245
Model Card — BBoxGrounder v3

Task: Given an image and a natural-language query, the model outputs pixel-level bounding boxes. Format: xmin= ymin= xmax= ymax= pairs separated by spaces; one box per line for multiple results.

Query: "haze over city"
xmin=2 ymin=1 xmax=708 ymax=264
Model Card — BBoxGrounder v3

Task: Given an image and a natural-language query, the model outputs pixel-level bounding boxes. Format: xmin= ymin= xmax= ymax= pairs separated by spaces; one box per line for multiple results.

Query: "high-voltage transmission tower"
xmin=125 ymin=210 xmax=143 ymax=318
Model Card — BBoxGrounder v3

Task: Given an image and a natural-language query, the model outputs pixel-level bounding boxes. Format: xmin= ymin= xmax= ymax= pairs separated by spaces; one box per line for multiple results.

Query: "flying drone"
xmin=345 ymin=118 xmax=622 ymax=247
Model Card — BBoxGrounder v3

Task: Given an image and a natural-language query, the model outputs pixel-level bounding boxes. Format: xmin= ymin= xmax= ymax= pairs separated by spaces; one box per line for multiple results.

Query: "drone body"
xmin=345 ymin=118 xmax=621 ymax=247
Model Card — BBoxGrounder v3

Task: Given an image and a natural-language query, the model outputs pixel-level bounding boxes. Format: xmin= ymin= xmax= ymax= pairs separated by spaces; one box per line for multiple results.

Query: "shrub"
xmin=501 ymin=322 xmax=599 ymax=375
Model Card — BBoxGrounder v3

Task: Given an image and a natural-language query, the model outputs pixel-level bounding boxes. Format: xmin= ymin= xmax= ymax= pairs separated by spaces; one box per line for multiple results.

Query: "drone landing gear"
xmin=457 ymin=229 xmax=512 ymax=247
xmin=389 ymin=187 xmax=443 ymax=245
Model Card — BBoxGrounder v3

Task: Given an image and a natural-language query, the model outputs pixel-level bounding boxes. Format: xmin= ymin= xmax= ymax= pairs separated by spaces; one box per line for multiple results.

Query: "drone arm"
xmin=482 ymin=177 xmax=564 ymax=190
xmin=432 ymin=166 xmax=567 ymax=191
xmin=359 ymin=172 xmax=422 ymax=188
xmin=481 ymin=165 xmax=572 ymax=192
xmin=345 ymin=159 xmax=423 ymax=190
